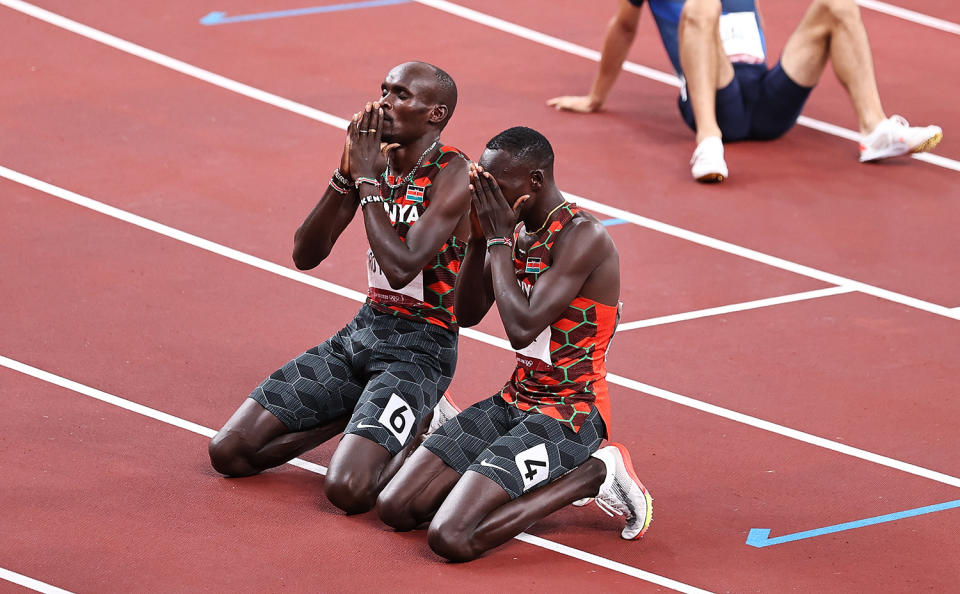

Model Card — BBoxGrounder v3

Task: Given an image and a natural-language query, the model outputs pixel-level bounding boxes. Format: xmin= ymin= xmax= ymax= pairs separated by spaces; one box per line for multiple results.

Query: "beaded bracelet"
xmin=486 ymin=236 xmax=514 ymax=250
xmin=359 ymin=194 xmax=385 ymax=207
xmin=355 ymin=176 xmax=380 ymax=189
xmin=329 ymin=177 xmax=351 ymax=195
xmin=333 ymin=168 xmax=352 ymax=187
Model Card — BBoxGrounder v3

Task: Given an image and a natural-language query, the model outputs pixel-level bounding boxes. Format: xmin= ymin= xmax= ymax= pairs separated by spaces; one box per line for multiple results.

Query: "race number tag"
xmin=515 ymin=443 xmax=551 ymax=492
xmin=516 ymin=325 xmax=552 ymax=367
xmin=719 ymin=12 xmax=765 ymax=64
xmin=367 ymin=249 xmax=424 ymax=303
xmin=377 ymin=392 xmax=416 ymax=445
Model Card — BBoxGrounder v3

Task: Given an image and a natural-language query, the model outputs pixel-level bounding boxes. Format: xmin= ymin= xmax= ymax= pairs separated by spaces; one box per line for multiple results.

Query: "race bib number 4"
xmin=515 ymin=443 xmax=551 ymax=492
xmin=720 ymin=12 xmax=765 ymax=64
xmin=367 ymin=249 xmax=424 ymax=305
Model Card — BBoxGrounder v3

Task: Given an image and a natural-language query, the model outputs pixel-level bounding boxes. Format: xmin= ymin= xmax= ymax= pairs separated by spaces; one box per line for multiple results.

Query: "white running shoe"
xmin=859 ymin=115 xmax=943 ymax=162
xmin=426 ymin=391 xmax=461 ymax=435
xmin=690 ymin=136 xmax=728 ymax=183
xmin=580 ymin=442 xmax=653 ymax=540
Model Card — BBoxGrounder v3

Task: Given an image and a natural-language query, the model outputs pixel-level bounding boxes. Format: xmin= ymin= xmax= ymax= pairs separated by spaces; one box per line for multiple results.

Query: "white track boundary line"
xmin=566 ymin=191 xmax=960 ymax=321
xmin=0 ymin=355 xmax=706 ymax=594
xmin=0 ymin=567 xmax=73 ymax=594
xmin=4 ymin=165 xmax=960 ymax=492
xmin=856 ymin=0 xmax=960 ymax=36
xmin=617 ymin=286 xmax=855 ymax=331
xmin=0 ymin=5 xmax=956 ymax=321
xmin=409 ymin=0 xmax=959 ymax=173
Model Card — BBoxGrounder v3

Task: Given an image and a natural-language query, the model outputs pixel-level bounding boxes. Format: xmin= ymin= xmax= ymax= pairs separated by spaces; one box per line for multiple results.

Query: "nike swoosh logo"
xmin=356 ymin=422 xmax=381 ymax=429
xmin=479 ymin=459 xmax=510 ymax=474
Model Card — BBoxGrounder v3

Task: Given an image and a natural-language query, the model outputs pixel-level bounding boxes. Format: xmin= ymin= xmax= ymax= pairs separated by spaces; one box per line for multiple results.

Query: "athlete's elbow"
xmin=291 ymin=246 xmax=326 ymax=270
xmin=506 ymin=328 xmax=537 ymax=351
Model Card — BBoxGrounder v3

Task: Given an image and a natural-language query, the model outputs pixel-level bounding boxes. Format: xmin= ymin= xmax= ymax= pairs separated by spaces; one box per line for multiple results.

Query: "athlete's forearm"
xmin=292 ymin=185 xmax=359 ymax=270
xmin=488 ymin=247 xmax=541 ymax=349
xmin=590 ymin=10 xmax=640 ymax=107
xmin=454 ymin=239 xmax=494 ymax=327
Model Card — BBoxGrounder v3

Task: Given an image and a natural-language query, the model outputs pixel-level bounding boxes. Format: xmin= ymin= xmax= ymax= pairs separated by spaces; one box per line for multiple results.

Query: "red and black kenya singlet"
xmin=365 ymin=145 xmax=469 ymax=331
xmin=498 ymin=202 xmax=618 ymax=433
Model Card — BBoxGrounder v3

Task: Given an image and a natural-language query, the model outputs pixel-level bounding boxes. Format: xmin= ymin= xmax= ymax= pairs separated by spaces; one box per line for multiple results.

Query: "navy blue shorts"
xmin=679 ymin=61 xmax=813 ymax=141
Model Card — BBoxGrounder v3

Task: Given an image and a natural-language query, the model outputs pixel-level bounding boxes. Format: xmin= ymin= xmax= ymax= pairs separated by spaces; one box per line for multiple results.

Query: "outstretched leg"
xmin=779 ymin=0 xmax=884 ymax=134
xmin=678 ymin=0 xmax=734 ymax=144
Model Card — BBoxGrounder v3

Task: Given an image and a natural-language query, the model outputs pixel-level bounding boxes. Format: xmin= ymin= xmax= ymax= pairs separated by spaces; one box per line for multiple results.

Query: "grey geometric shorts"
xmin=249 ymin=303 xmax=458 ymax=456
xmin=423 ymin=395 xmax=606 ymax=499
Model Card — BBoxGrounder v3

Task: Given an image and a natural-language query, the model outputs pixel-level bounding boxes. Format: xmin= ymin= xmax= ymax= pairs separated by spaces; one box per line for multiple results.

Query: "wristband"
xmin=329 ymin=177 xmax=351 ymax=195
xmin=486 ymin=236 xmax=514 ymax=250
xmin=359 ymin=194 xmax=385 ymax=207
xmin=333 ymin=168 xmax=352 ymax=186
xmin=355 ymin=176 xmax=380 ymax=189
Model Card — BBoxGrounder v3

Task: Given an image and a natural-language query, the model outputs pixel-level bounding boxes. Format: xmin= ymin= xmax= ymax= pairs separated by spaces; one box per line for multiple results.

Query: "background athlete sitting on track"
xmin=208 ymin=62 xmax=471 ymax=514
xmin=376 ymin=126 xmax=652 ymax=561
xmin=548 ymin=0 xmax=943 ymax=182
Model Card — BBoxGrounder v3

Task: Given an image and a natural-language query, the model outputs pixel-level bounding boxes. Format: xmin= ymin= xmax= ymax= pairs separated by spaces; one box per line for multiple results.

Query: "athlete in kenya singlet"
xmin=366 ymin=145 xmax=470 ymax=330
xmin=499 ymin=202 xmax=618 ymax=433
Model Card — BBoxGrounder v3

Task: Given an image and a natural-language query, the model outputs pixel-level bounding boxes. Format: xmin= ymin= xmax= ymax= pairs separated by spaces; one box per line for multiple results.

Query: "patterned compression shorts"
xmin=423 ymin=395 xmax=606 ymax=500
xmin=249 ymin=303 xmax=458 ymax=456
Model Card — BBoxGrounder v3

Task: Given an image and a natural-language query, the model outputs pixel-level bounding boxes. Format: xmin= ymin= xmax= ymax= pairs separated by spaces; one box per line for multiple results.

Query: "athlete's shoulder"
xmin=558 ymin=210 xmax=616 ymax=254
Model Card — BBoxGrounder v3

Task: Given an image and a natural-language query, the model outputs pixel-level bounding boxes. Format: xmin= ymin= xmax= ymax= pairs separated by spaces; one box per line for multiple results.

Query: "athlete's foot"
xmin=690 ymin=136 xmax=728 ymax=183
xmin=859 ymin=115 xmax=943 ymax=162
xmin=426 ymin=391 xmax=461 ymax=436
xmin=586 ymin=443 xmax=653 ymax=540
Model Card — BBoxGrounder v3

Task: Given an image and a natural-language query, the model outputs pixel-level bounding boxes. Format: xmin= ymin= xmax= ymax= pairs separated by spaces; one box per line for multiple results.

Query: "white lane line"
xmin=609 ymin=372 xmax=960 ymax=489
xmin=0 ymin=568 xmax=73 ymax=594
xmin=1 ymin=2 xmax=957 ymax=318
xmin=410 ymin=0 xmax=959 ymax=172
xmin=4 ymin=166 xmax=960 ymax=491
xmin=857 ymin=0 xmax=960 ymax=36
xmin=566 ymin=191 xmax=960 ymax=321
xmin=617 ymin=286 xmax=856 ymax=331
xmin=0 ymin=356 xmax=704 ymax=594
xmin=0 ymin=0 xmax=350 ymax=130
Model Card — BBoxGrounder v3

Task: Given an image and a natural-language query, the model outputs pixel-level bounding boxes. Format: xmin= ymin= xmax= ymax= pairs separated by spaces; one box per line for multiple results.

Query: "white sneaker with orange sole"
xmin=576 ymin=442 xmax=653 ymax=540
xmin=859 ymin=115 xmax=943 ymax=162
xmin=690 ymin=136 xmax=728 ymax=183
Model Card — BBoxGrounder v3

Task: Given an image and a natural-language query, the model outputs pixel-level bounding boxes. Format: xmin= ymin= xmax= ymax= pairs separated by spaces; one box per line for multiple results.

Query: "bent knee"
xmin=811 ymin=0 xmax=861 ymax=23
xmin=427 ymin=522 xmax=478 ymax=563
xmin=680 ymin=0 xmax=722 ymax=27
xmin=375 ymin=493 xmax=420 ymax=532
xmin=208 ymin=434 xmax=259 ymax=477
xmin=324 ymin=469 xmax=378 ymax=514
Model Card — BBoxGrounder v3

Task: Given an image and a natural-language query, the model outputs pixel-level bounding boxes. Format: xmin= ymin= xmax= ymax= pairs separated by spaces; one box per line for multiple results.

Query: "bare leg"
xmin=324 ymin=414 xmax=431 ymax=514
xmin=780 ymin=0 xmax=885 ymax=133
xmin=427 ymin=459 xmax=606 ymax=562
xmin=678 ymin=0 xmax=734 ymax=143
xmin=377 ymin=447 xmax=462 ymax=531
xmin=208 ymin=398 xmax=348 ymax=477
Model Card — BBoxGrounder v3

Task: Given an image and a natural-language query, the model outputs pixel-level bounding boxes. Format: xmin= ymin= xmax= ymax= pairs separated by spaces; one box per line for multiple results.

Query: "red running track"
xmin=1 ymin=0 xmax=959 ymax=591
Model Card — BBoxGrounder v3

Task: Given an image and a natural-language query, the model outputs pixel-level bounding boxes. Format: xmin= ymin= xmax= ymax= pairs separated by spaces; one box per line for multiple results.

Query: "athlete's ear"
xmin=529 ymin=169 xmax=544 ymax=192
xmin=429 ymin=104 xmax=448 ymax=126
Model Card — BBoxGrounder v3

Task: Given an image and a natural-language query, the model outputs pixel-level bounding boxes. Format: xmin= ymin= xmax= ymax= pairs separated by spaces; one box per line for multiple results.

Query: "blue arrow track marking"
xmin=746 ymin=499 xmax=960 ymax=547
xmin=201 ymin=0 xmax=410 ymax=25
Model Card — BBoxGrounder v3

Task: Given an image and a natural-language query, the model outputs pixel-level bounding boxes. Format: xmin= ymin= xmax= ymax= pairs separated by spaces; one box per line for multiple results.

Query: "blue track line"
xmin=747 ymin=499 xmax=960 ymax=547
xmin=201 ymin=0 xmax=410 ymax=25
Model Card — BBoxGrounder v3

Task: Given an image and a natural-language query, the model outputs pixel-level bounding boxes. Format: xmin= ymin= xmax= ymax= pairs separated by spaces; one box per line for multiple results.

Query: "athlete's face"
xmin=378 ymin=63 xmax=442 ymax=144
xmin=479 ymin=148 xmax=534 ymax=206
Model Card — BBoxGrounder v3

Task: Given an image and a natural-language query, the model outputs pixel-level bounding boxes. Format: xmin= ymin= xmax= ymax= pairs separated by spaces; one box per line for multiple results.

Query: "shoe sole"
xmin=695 ymin=172 xmax=725 ymax=183
xmin=911 ymin=131 xmax=943 ymax=154
xmin=611 ymin=442 xmax=654 ymax=540
xmin=860 ymin=131 xmax=944 ymax=162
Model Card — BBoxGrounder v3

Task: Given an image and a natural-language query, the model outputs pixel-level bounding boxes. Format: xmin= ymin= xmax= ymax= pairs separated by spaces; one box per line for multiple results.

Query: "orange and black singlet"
xmin=498 ymin=202 xmax=618 ymax=434
xmin=365 ymin=144 xmax=469 ymax=331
